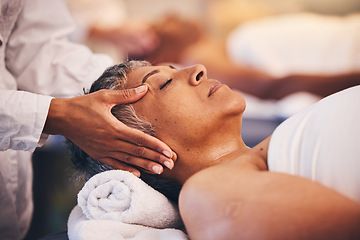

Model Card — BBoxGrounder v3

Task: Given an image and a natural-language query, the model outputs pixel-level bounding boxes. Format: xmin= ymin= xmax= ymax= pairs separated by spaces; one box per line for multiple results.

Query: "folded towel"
xmin=68 ymin=206 xmax=188 ymax=240
xmin=68 ymin=170 xmax=188 ymax=240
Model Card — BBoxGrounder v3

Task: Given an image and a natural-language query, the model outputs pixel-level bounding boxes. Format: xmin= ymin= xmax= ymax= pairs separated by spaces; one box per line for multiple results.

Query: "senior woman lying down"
xmin=69 ymin=60 xmax=360 ymax=240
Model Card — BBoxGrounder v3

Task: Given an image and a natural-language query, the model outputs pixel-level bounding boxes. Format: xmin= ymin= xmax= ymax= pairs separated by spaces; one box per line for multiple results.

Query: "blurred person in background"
xmin=132 ymin=13 xmax=360 ymax=99
xmin=182 ymin=12 xmax=360 ymax=99
xmin=65 ymin=0 xmax=360 ymax=100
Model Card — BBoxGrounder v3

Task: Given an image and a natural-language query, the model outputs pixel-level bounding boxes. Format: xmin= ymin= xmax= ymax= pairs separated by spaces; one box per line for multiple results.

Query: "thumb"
xmin=109 ymin=85 xmax=148 ymax=105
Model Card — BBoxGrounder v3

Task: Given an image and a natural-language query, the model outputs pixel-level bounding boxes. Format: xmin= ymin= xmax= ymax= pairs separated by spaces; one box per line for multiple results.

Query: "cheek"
xmin=155 ymin=101 xmax=194 ymax=131
xmin=132 ymin=96 xmax=183 ymax=131
xmin=156 ymin=101 xmax=215 ymax=144
xmin=134 ymin=92 xmax=230 ymax=146
xmin=138 ymin=96 xmax=205 ymax=138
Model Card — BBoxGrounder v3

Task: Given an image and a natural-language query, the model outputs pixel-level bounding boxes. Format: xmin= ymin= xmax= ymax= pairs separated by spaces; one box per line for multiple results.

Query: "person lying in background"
xmin=68 ymin=60 xmax=360 ymax=239
xmin=138 ymin=14 xmax=360 ymax=99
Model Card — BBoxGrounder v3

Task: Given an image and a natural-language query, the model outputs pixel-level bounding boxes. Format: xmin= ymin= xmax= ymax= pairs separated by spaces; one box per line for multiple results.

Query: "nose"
xmin=187 ymin=64 xmax=207 ymax=85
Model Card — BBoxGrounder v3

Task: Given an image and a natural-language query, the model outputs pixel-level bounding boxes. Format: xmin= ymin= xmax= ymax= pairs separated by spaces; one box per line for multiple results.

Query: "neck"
xmin=163 ymin=132 xmax=250 ymax=185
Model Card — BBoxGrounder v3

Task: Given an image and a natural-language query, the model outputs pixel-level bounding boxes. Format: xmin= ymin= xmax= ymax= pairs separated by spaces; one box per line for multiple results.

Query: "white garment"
xmin=268 ymin=86 xmax=360 ymax=202
xmin=227 ymin=13 xmax=360 ymax=77
xmin=0 ymin=0 xmax=112 ymax=239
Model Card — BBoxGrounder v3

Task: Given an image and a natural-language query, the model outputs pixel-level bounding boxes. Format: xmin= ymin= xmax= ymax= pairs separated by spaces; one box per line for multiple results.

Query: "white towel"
xmin=67 ymin=170 xmax=188 ymax=240
xmin=268 ymin=86 xmax=360 ymax=202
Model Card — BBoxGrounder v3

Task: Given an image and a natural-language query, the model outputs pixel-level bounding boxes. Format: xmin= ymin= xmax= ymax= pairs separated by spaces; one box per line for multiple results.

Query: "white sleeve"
xmin=6 ymin=0 xmax=113 ymax=98
xmin=0 ymin=89 xmax=53 ymax=151
xmin=1 ymin=0 xmax=113 ymax=151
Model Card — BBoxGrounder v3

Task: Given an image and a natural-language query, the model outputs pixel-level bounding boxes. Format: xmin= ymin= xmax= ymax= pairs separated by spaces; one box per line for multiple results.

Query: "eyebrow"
xmin=141 ymin=65 xmax=176 ymax=83
xmin=142 ymin=69 xmax=160 ymax=83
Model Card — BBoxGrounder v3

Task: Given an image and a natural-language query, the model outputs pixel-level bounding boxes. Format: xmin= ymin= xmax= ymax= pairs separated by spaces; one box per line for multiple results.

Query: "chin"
xmin=222 ymin=90 xmax=246 ymax=115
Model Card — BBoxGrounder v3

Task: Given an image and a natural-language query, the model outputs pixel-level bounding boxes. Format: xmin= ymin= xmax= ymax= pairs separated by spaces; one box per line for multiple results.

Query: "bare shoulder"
xmin=179 ymin=156 xmax=360 ymax=240
xmin=179 ymin=157 xmax=262 ymax=240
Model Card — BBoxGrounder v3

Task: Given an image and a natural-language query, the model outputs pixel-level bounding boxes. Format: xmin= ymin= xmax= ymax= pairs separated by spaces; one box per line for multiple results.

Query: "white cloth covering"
xmin=268 ymin=86 xmax=360 ymax=202
xmin=0 ymin=0 xmax=112 ymax=238
xmin=68 ymin=170 xmax=188 ymax=240
xmin=227 ymin=12 xmax=360 ymax=78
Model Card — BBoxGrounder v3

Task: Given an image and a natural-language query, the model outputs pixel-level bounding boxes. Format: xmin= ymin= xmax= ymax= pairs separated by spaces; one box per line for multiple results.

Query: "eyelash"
xmin=160 ymin=79 xmax=173 ymax=90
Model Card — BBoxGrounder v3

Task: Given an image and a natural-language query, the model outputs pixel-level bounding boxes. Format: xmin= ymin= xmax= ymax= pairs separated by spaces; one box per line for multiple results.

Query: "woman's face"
xmin=126 ymin=64 xmax=246 ymax=151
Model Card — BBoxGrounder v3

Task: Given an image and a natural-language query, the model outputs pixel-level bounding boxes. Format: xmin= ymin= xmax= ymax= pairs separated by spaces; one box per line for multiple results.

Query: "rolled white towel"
xmin=68 ymin=206 xmax=188 ymax=240
xmin=77 ymin=170 xmax=182 ymax=229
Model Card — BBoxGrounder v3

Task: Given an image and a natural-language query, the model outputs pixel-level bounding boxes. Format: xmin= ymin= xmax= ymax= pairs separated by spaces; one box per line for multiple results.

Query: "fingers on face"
xmin=108 ymin=152 xmax=165 ymax=175
xmin=123 ymin=128 xmax=174 ymax=159
xmin=105 ymin=109 xmax=177 ymax=174
xmin=109 ymin=141 xmax=174 ymax=170
xmin=130 ymin=145 xmax=174 ymax=169
xmin=103 ymin=140 xmax=177 ymax=175
xmin=101 ymin=86 xmax=148 ymax=105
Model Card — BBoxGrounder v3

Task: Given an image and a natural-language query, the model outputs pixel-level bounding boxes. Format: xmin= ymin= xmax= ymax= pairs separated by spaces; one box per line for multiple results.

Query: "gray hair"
xmin=68 ymin=60 xmax=181 ymax=203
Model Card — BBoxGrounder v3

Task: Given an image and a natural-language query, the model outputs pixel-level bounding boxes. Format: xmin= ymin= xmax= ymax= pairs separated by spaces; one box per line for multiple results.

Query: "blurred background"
xmin=25 ymin=0 xmax=360 ymax=239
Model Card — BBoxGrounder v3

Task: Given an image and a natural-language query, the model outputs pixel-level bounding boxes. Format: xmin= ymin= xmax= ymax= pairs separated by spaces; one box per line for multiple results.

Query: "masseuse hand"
xmin=43 ymin=85 xmax=175 ymax=176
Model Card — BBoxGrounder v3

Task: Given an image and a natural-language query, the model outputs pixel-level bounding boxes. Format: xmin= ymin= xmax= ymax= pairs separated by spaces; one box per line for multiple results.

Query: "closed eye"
xmin=160 ymin=79 xmax=173 ymax=90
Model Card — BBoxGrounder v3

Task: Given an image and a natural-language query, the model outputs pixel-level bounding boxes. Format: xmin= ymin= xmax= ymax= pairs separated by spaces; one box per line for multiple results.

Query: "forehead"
xmin=126 ymin=65 xmax=173 ymax=88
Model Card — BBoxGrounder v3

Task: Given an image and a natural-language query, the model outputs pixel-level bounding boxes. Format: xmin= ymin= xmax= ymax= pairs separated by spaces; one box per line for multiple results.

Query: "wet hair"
xmin=68 ymin=60 xmax=182 ymax=203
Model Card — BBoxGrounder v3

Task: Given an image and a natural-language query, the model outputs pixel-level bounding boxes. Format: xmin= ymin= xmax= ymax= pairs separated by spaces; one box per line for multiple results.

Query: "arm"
xmin=0 ymin=90 xmax=52 ymax=151
xmin=212 ymin=59 xmax=360 ymax=99
xmin=212 ymin=62 xmax=360 ymax=99
xmin=3 ymin=0 xmax=174 ymax=175
xmin=88 ymin=23 xmax=159 ymax=58
xmin=263 ymin=73 xmax=360 ymax=99
xmin=179 ymin=154 xmax=360 ymax=240
xmin=210 ymin=63 xmax=360 ymax=99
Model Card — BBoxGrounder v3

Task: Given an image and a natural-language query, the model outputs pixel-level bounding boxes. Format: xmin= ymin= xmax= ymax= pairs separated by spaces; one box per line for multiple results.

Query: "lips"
xmin=208 ymin=80 xmax=224 ymax=97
